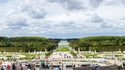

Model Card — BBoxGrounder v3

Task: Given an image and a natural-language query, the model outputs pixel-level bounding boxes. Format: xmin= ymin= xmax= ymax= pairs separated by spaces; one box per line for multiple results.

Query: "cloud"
xmin=22 ymin=6 xmax=47 ymax=19
xmin=6 ymin=19 xmax=28 ymax=30
xmin=96 ymin=5 xmax=125 ymax=20
xmin=48 ymin=0 xmax=85 ymax=10
xmin=0 ymin=0 xmax=125 ymax=38
xmin=89 ymin=0 xmax=103 ymax=8
xmin=100 ymin=22 xmax=113 ymax=28
xmin=88 ymin=13 xmax=104 ymax=23
xmin=0 ymin=0 xmax=10 ymax=4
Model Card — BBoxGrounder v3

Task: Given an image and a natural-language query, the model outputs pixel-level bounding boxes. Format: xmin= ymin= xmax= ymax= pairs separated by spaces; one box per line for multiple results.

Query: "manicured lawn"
xmin=55 ymin=47 xmax=70 ymax=52
xmin=83 ymin=53 xmax=99 ymax=58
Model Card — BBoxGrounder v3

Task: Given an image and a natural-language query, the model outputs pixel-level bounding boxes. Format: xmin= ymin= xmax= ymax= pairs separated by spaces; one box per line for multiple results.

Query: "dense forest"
xmin=0 ymin=36 xmax=59 ymax=52
xmin=69 ymin=36 xmax=125 ymax=51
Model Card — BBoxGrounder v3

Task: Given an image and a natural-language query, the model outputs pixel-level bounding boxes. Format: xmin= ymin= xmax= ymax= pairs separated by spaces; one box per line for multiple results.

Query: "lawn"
xmin=83 ymin=53 xmax=99 ymax=58
xmin=55 ymin=47 xmax=70 ymax=52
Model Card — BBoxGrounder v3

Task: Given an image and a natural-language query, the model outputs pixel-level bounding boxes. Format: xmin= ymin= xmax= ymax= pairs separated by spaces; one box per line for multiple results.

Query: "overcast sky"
xmin=0 ymin=0 xmax=125 ymax=38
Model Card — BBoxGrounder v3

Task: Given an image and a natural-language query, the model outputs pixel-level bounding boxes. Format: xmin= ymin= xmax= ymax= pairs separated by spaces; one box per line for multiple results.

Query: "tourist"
xmin=12 ymin=63 xmax=16 ymax=70
xmin=1 ymin=66 xmax=4 ymax=70
xmin=7 ymin=65 xmax=10 ymax=70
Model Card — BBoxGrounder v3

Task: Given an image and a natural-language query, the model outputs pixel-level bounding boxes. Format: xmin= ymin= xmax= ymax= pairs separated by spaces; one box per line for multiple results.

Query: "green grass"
xmin=45 ymin=51 xmax=53 ymax=56
xmin=55 ymin=47 xmax=70 ymax=52
xmin=84 ymin=53 xmax=99 ymax=58
xmin=70 ymin=51 xmax=77 ymax=57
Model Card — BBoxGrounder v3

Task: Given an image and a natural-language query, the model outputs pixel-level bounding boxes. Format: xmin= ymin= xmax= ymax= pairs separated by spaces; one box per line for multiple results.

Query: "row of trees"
xmin=1 ymin=36 xmax=125 ymax=52
xmin=0 ymin=36 xmax=59 ymax=52
xmin=69 ymin=36 xmax=125 ymax=51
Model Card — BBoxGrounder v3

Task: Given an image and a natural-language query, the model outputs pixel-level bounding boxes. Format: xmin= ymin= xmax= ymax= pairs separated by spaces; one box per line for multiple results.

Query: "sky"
xmin=0 ymin=0 xmax=125 ymax=38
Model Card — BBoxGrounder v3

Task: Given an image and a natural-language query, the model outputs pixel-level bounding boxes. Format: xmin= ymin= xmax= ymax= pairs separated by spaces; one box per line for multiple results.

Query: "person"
xmin=3 ymin=65 xmax=6 ymax=70
xmin=39 ymin=62 xmax=42 ymax=70
xmin=12 ymin=63 xmax=16 ymax=70
xmin=7 ymin=65 xmax=10 ymax=70
xmin=28 ymin=64 xmax=31 ymax=70
xmin=1 ymin=66 xmax=4 ymax=70
xmin=30 ymin=63 xmax=35 ymax=70
xmin=48 ymin=64 xmax=50 ymax=69
xmin=41 ymin=61 xmax=45 ymax=68
xmin=20 ymin=64 xmax=23 ymax=70
xmin=22 ymin=63 xmax=27 ymax=70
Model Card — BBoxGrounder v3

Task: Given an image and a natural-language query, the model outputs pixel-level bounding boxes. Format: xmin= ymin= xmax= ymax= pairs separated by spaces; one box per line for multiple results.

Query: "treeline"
xmin=69 ymin=36 xmax=125 ymax=51
xmin=0 ymin=36 xmax=59 ymax=52
xmin=1 ymin=36 xmax=125 ymax=52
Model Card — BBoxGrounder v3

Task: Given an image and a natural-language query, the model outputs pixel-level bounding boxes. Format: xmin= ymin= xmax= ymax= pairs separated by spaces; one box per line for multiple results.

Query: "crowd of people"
xmin=48 ymin=52 xmax=73 ymax=61
xmin=0 ymin=61 xmax=36 ymax=70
